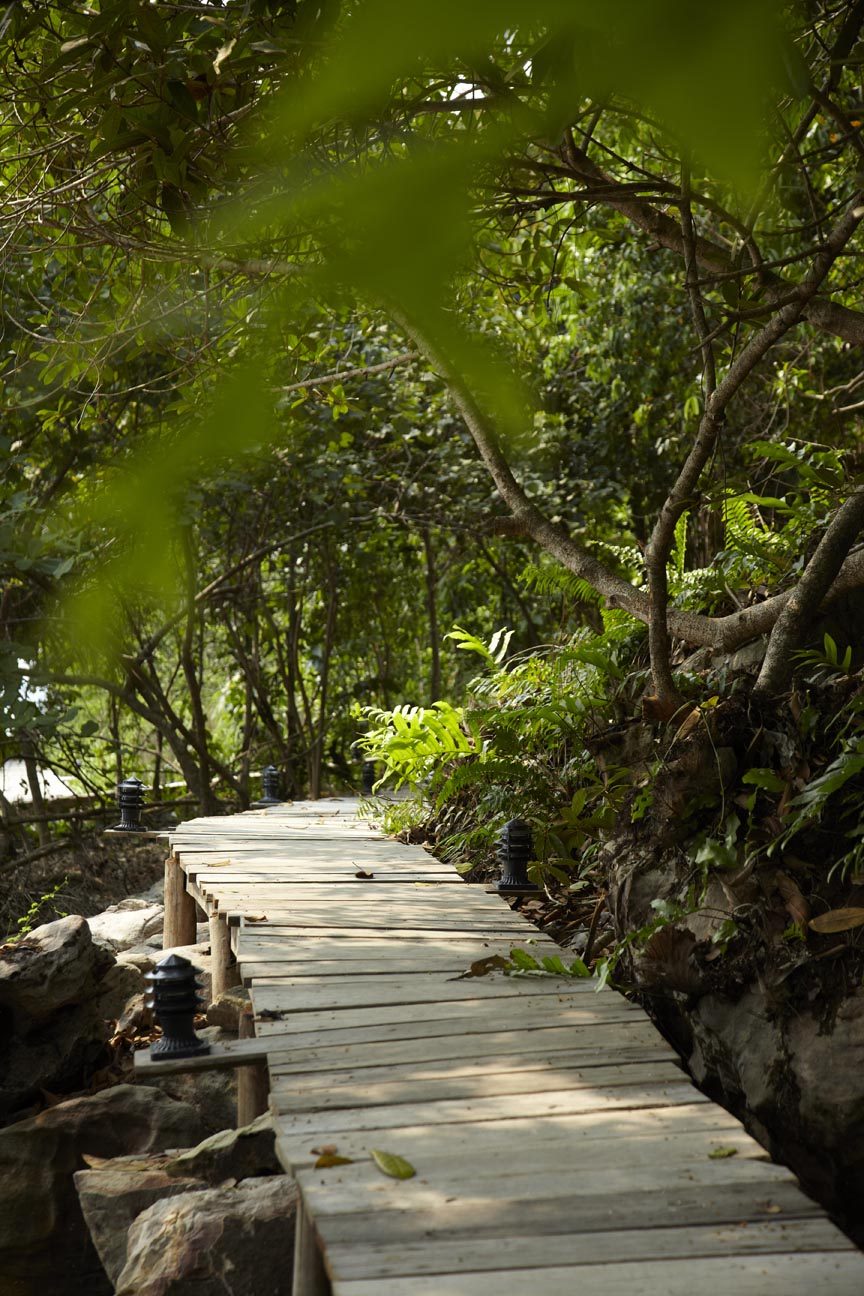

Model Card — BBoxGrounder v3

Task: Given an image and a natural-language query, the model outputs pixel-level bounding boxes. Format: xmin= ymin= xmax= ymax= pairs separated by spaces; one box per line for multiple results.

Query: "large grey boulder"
xmin=0 ymin=1084 xmax=203 ymax=1296
xmin=206 ymin=985 xmax=251 ymax=1032
xmin=75 ymin=1114 xmax=282 ymax=1284
xmin=119 ymin=940 xmax=213 ymax=1002
xmin=93 ymin=960 xmax=146 ymax=1022
xmin=165 ymin=1114 xmax=281 ymax=1185
xmin=88 ymin=899 xmax=164 ymax=954
xmin=116 ymin=1177 xmax=299 ymax=1296
xmin=141 ymin=1026 xmax=237 ymax=1135
xmin=0 ymin=915 xmax=113 ymax=1027
xmin=0 ymin=916 xmax=118 ymax=1118
xmin=76 ymin=1166 xmax=203 ymax=1286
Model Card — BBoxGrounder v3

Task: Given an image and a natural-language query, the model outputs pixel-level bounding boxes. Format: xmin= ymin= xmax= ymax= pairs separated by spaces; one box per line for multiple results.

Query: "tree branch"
xmin=754 ymin=488 xmax=864 ymax=695
xmin=557 ymin=137 xmax=864 ymax=347
xmin=644 ymin=191 xmax=864 ymax=700
xmin=277 ymin=351 xmax=416 ymax=394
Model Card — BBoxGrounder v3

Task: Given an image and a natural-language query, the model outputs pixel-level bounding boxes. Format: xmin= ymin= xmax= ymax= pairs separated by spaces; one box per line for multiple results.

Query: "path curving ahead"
xmin=157 ymin=798 xmax=863 ymax=1295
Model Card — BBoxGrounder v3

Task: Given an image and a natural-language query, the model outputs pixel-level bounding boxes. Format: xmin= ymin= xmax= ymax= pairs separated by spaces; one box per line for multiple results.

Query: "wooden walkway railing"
xmin=137 ymin=798 xmax=864 ymax=1295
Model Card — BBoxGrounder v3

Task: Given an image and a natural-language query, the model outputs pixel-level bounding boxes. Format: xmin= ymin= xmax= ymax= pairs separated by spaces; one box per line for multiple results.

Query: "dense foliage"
xmin=3 ymin=1 xmax=864 ymax=925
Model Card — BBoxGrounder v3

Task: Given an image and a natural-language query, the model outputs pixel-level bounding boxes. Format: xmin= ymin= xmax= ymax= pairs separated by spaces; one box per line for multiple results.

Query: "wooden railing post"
xmin=293 ymin=1200 xmax=331 ymax=1296
xmin=237 ymin=1004 xmax=269 ymax=1127
xmin=163 ymin=852 xmax=197 ymax=949
xmin=209 ymin=911 xmax=241 ymax=1000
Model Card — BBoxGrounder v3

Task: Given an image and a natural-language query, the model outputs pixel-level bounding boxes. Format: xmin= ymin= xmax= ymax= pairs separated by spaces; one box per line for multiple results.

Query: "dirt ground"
xmin=1 ymin=834 xmax=167 ymax=939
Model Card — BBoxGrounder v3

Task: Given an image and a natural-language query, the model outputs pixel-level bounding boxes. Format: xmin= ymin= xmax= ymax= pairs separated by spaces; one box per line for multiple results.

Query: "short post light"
xmin=253 ymin=764 xmax=281 ymax=808
xmin=113 ymin=777 xmax=146 ymax=832
xmin=145 ymin=954 xmax=210 ymax=1060
xmin=496 ymin=818 xmax=540 ymax=895
xmin=361 ymin=759 xmax=377 ymax=796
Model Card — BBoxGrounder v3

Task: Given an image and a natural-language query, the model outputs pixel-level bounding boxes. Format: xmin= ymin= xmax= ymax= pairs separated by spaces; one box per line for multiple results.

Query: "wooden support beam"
xmin=209 ymin=911 xmax=242 ymax=1000
xmin=134 ymin=1036 xmax=271 ymax=1077
xmin=163 ymin=852 xmax=198 ymax=948
xmin=237 ymin=1005 xmax=270 ymax=1127
xmin=293 ymin=1199 xmax=331 ymax=1296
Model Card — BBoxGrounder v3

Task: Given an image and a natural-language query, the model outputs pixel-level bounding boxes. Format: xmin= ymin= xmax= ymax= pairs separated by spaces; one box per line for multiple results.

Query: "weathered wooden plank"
xmin=134 ymin=1037 xmax=269 ymax=1076
xmin=236 ymin=932 xmax=557 ymax=956
xmin=206 ymin=884 xmax=510 ymax=907
xmin=290 ymin=1125 xmax=765 ymax=1187
xmin=236 ymin=933 xmax=557 ymax=958
xmin=310 ymin=1179 xmax=823 ymax=1246
xmin=234 ymin=915 xmax=532 ymax=934
xmin=251 ymin=975 xmax=604 ymax=1014
xmin=273 ymin=1104 xmax=750 ymax=1173
xmin=271 ymin=1081 xmax=708 ymax=1137
xmin=324 ymin=1219 xmax=855 ymax=1281
xmin=193 ymin=871 xmax=460 ymax=884
xmin=270 ymin=1041 xmax=673 ymax=1093
xmin=330 ymin=1253 xmax=864 ymax=1296
xmin=253 ymin=997 xmax=643 ymax=1040
xmin=272 ymin=1061 xmax=690 ymax=1115
xmin=266 ymin=1022 xmax=668 ymax=1074
xmin=239 ymin=949 xmax=560 ymax=978
xmin=298 ymin=1159 xmax=795 ymax=1223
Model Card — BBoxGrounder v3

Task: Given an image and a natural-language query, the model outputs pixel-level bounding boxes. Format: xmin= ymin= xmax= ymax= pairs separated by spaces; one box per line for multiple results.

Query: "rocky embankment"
xmin=0 ymin=892 xmax=298 ymax=1295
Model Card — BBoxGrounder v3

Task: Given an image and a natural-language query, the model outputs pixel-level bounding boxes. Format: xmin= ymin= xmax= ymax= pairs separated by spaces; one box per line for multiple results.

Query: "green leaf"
xmin=742 ymin=768 xmax=785 ymax=793
xmin=508 ymin=948 xmax=541 ymax=971
xmin=708 ymin=1145 xmax=739 ymax=1160
xmin=370 ymin=1149 xmax=416 ymax=1180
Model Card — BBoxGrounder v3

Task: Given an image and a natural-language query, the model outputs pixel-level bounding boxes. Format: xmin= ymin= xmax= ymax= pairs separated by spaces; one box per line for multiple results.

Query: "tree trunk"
xmin=421 ymin=528 xmax=441 ymax=703
xmin=22 ymin=737 xmax=49 ymax=847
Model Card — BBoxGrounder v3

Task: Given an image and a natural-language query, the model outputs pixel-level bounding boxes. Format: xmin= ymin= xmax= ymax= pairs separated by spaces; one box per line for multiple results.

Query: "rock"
xmin=75 ymin=1167 xmax=203 ymax=1285
xmin=142 ymin=1027 xmax=237 ymax=1135
xmin=206 ymin=984 xmax=251 ymax=1032
xmin=74 ymin=1114 xmax=282 ymax=1283
xmin=0 ymin=1000 xmax=111 ymax=1120
xmin=0 ymin=1085 xmax=203 ymax=1296
xmin=93 ymin=961 xmax=146 ymax=1023
xmin=166 ymin=1114 xmax=280 ymax=1185
xmin=0 ymin=916 xmax=113 ymax=1028
xmin=116 ymin=1177 xmax=299 ymax=1296
xmin=119 ymin=938 xmax=209 ymax=972
xmin=146 ymin=921 xmax=209 ymax=950
xmin=0 ymin=916 xmax=121 ymax=1118
xmin=88 ymin=900 xmax=164 ymax=954
xmin=133 ymin=878 xmax=165 ymax=905
xmin=118 ymin=941 xmax=213 ymax=1002
xmin=116 ymin=992 xmax=152 ymax=1036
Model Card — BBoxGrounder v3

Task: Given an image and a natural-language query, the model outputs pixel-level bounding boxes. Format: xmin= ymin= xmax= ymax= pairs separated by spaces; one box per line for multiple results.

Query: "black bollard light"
xmin=113 ymin=776 xmax=146 ymax=832
xmin=361 ymin=759 xmax=377 ymax=796
xmin=496 ymin=818 xmax=540 ymax=895
xmin=252 ymin=764 xmax=281 ymax=808
xmin=146 ymin=954 xmax=210 ymax=1059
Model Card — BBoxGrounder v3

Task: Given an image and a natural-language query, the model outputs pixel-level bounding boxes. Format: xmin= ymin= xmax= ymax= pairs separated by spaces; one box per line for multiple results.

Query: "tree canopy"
xmin=4 ymin=0 xmax=864 ymax=817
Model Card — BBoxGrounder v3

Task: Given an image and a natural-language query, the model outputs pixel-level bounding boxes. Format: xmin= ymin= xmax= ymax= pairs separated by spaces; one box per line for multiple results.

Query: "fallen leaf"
xmin=244 ymin=914 xmax=268 ymax=923
xmin=315 ymin=1153 xmax=355 ymax=1169
xmin=708 ymin=1145 xmax=739 ymax=1160
xmin=370 ymin=1149 xmax=416 ymax=1180
xmin=775 ymin=871 xmax=810 ymax=926
xmin=451 ymin=955 xmax=511 ymax=981
xmin=808 ymin=907 xmax=864 ymax=934
xmin=675 ymin=706 xmax=703 ymax=742
xmin=763 ymin=1203 xmax=782 ymax=1215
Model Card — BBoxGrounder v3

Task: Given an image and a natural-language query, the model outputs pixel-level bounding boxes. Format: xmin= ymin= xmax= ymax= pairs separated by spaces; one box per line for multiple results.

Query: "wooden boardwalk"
xmin=153 ymin=798 xmax=863 ymax=1294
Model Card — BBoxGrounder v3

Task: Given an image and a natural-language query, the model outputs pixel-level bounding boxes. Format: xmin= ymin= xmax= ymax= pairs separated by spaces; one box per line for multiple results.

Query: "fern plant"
xmin=360 ymin=620 xmax=639 ymax=879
